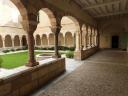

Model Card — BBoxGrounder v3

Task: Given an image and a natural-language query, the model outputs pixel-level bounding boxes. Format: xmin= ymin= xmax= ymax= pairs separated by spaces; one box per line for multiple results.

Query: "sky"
xmin=0 ymin=0 xmax=20 ymax=25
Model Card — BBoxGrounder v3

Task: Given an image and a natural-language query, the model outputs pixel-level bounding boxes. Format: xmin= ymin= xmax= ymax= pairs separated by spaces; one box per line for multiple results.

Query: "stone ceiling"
xmin=74 ymin=0 xmax=128 ymax=18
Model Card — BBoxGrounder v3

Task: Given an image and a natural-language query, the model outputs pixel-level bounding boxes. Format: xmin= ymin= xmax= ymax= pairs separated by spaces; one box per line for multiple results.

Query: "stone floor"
xmin=32 ymin=50 xmax=128 ymax=96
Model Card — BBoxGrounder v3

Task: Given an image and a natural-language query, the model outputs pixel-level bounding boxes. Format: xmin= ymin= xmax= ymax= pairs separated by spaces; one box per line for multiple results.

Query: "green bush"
xmin=66 ymin=51 xmax=74 ymax=58
xmin=10 ymin=49 xmax=15 ymax=52
xmin=15 ymin=48 xmax=22 ymax=51
xmin=48 ymin=47 xmax=54 ymax=50
xmin=22 ymin=46 xmax=28 ymax=50
xmin=2 ymin=50 xmax=10 ymax=53
xmin=0 ymin=56 xmax=3 ymax=68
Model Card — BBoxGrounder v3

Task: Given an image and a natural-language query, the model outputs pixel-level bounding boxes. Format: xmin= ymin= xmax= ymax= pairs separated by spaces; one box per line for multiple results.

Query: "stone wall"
xmin=74 ymin=47 xmax=98 ymax=60
xmin=0 ymin=58 xmax=65 ymax=96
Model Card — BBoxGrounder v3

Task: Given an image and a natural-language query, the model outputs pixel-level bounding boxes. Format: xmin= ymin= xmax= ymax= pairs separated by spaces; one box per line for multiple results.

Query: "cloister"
xmin=0 ymin=0 xmax=128 ymax=96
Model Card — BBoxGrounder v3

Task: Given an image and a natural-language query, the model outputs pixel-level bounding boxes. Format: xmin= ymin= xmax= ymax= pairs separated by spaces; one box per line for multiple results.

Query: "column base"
xmin=26 ymin=61 xmax=39 ymax=67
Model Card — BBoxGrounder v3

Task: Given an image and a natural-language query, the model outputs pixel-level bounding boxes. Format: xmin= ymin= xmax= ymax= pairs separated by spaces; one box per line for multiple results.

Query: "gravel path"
xmin=36 ymin=50 xmax=128 ymax=96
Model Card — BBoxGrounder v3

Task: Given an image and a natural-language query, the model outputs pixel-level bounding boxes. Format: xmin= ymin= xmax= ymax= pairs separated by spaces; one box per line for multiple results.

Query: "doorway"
xmin=111 ymin=36 xmax=119 ymax=48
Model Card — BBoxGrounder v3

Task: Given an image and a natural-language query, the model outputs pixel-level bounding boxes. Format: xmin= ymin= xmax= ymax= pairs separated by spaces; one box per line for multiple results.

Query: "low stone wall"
xmin=0 ymin=58 xmax=65 ymax=96
xmin=74 ymin=47 xmax=98 ymax=60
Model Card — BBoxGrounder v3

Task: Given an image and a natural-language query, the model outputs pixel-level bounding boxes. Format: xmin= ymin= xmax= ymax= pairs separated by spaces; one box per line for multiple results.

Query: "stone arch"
xmin=10 ymin=0 xmax=29 ymax=30
xmin=42 ymin=34 xmax=48 ymax=47
xmin=65 ymin=32 xmax=74 ymax=47
xmin=41 ymin=8 xmax=57 ymax=27
xmin=36 ymin=34 xmax=41 ymax=46
xmin=14 ymin=35 xmax=20 ymax=47
xmin=49 ymin=33 xmax=55 ymax=46
xmin=0 ymin=35 xmax=3 ymax=48
xmin=61 ymin=16 xmax=80 ymax=48
xmin=5 ymin=35 xmax=12 ymax=47
xmin=22 ymin=35 xmax=27 ymax=46
xmin=59 ymin=33 xmax=64 ymax=46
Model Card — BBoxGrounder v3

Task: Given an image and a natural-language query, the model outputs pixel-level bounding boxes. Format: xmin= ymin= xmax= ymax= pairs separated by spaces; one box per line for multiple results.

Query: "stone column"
xmin=75 ymin=31 xmax=80 ymax=51
xmin=53 ymin=26 xmax=61 ymax=58
xmin=26 ymin=32 xmax=38 ymax=67
xmin=80 ymin=31 xmax=83 ymax=50
xmin=34 ymin=36 xmax=37 ymax=47
xmin=83 ymin=34 xmax=87 ymax=50
xmin=12 ymin=37 xmax=15 ymax=48
xmin=47 ymin=35 xmax=50 ymax=48
xmin=19 ymin=36 xmax=22 ymax=47
xmin=41 ymin=36 xmax=43 ymax=47
xmin=2 ymin=37 xmax=5 ymax=49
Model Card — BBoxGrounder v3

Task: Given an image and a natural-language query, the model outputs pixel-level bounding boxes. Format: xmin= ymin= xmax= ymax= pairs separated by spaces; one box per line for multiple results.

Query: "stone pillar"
xmin=34 ymin=36 xmax=37 ymax=47
xmin=41 ymin=36 xmax=43 ymax=47
xmin=80 ymin=31 xmax=83 ymax=50
xmin=64 ymin=34 xmax=66 ymax=47
xmin=19 ymin=36 xmax=22 ymax=47
xmin=53 ymin=26 xmax=61 ymax=58
xmin=75 ymin=31 xmax=80 ymax=51
xmin=2 ymin=38 xmax=5 ymax=49
xmin=12 ymin=37 xmax=15 ymax=48
xmin=47 ymin=35 xmax=50 ymax=48
xmin=83 ymin=34 xmax=87 ymax=50
xmin=26 ymin=32 xmax=38 ymax=67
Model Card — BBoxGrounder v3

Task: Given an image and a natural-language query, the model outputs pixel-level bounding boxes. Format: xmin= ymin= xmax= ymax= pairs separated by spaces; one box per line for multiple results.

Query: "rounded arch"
xmin=42 ymin=34 xmax=48 ymax=47
xmin=59 ymin=33 xmax=64 ymax=46
xmin=22 ymin=35 xmax=27 ymax=46
xmin=37 ymin=8 xmax=57 ymax=28
xmin=14 ymin=35 xmax=20 ymax=47
xmin=65 ymin=32 xmax=74 ymax=47
xmin=61 ymin=16 xmax=80 ymax=33
xmin=49 ymin=33 xmax=55 ymax=46
xmin=36 ymin=34 xmax=41 ymax=46
xmin=10 ymin=0 xmax=28 ymax=30
xmin=5 ymin=35 xmax=12 ymax=47
xmin=0 ymin=35 xmax=3 ymax=48
xmin=41 ymin=8 xmax=56 ymax=27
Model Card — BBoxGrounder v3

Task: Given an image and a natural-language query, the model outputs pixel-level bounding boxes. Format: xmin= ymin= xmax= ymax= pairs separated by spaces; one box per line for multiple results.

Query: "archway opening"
xmin=22 ymin=35 xmax=27 ymax=47
xmin=14 ymin=35 xmax=20 ymax=47
xmin=42 ymin=34 xmax=48 ymax=47
xmin=36 ymin=34 xmax=41 ymax=46
xmin=5 ymin=35 xmax=12 ymax=47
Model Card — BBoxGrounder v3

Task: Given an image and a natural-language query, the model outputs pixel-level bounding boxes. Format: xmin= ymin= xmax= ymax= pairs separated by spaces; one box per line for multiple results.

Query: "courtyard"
xmin=0 ymin=0 xmax=128 ymax=96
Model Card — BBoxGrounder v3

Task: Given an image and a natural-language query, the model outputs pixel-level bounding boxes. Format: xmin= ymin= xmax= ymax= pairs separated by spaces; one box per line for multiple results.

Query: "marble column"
xmin=2 ymin=38 xmax=5 ymax=49
xmin=26 ymin=32 xmax=38 ymax=67
xmin=75 ymin=31 xmax=80 ymax=51
xmin=11 ymin=37 xmax=14 ymax=48
xmin=53 ymin=26 xmax=61 ymax=58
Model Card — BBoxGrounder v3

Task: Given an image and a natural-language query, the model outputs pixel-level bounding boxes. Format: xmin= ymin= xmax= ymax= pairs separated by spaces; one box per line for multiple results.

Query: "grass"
xmin=0 ymin=52 xmax=42 ymax=69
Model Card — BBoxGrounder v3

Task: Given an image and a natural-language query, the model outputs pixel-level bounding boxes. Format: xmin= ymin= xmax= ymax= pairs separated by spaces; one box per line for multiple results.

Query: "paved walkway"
xmin=32 ymin=50 xmax=128 ymax=96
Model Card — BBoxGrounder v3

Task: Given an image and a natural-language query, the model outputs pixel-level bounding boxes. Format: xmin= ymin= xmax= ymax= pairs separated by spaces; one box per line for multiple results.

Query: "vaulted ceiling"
xmin=74 ymin=0 xmax=128 ymax=18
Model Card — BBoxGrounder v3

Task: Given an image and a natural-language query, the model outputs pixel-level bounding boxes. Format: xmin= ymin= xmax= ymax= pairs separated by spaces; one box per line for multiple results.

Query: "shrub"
xmin=0 ymin=56 xmax=3 ymax=68
xmin=22 ymin=46 xmax=28 ymax=50
xmin=10 ymin=49 xmax=15 ymax=52
xmin=48 ymin=47 xmax=54 ymax=50
xmin=2 ymin=49 xmax=10 ymax=53
xmin=15 ymin=48 xmax=22 ymax=51
xmin=68 ymin=47 xmax=75 ymax=51
xmin=66 ymin=51 xmax=74 ymax=58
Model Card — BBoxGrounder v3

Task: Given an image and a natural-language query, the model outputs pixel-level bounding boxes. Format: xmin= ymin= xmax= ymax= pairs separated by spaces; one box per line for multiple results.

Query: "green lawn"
xmin=0 ymin=52 xmax=42 ymax=69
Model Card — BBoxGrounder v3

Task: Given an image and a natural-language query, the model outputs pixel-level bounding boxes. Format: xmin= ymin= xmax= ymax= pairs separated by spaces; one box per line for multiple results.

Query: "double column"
xmin=25 ymin=19 xmax=39 ymax=67
xmin=51 ymin=26 xmax=61 ymax=58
